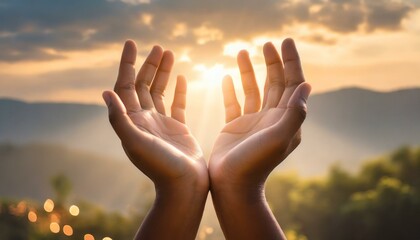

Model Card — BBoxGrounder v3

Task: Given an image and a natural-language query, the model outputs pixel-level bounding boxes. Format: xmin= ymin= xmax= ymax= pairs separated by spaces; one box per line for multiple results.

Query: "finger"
xmin=278 ymin=38 xmax=306 ymax=108
xmin=171 ymin=75 xmax=187 ymax=123
xmin=262 ymin=42 xmax=285 ymax=109
xmin=113 ymin=40 xmax=142 ymax=114
xmin=275 ymin=82 xmax=311 ymax=140
xmin=136 ymin=45 xmax=164 ymax=109
xmin=151 ymin=50 xmax=174 ymax=115
xmin=102 ymin=90 xmax=147 ymax=146
xmin=222 ymin=75 xmax=241 ymax=123
xmin=237 ymin=50 xmax=261 ymax=113
xmin=286 ymin=128 xmax=302 ymax=154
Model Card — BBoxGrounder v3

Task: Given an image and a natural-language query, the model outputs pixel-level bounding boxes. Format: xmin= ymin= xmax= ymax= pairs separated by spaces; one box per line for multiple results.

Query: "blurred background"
xmin=1 ymin=0 xmax=420 ymax=239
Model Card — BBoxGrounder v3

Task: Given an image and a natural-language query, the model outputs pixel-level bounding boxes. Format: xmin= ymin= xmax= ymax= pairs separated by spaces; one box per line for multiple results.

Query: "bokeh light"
xmin=69 ymin=204 xmax=80 ymax=216
xmin=205 ymin=227 xmax=214 ymax=234
xmin=50 ymin=213 xmax=60 ymax=223
xmin=103 ymin=237 xmax=112 ymax=240
xmin=63 ymin=225 xmax=73 ymax=236
xmin=198 ymin=226 xmax=214 ymax=239
xmin=27 ymin=210 xmax=37 ymax=222
xmin=50 ymin=222 xmax=60 ymax=233
xmin=84 ymin=233 xmax=95 ymax=240
xmin=43 ymin=199 xmax=54 ymax=212
xmin=17 ymin=201 xmax=27 ymax=215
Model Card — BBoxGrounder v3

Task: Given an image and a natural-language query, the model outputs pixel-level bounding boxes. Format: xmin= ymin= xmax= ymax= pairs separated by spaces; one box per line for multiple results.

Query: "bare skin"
xmin=102 ymin=40 xmax=208 ymax=240
xmin=104 ymin=38 xmax=311 ymax=240
xmin=209 ymin=39 xmax=311 ymax=240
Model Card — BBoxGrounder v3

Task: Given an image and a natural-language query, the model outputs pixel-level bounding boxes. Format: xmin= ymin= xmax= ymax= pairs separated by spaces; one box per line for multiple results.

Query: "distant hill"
xmin=0 ymin=143 xmax=152 ymax=213
xmin=0 ymin=99 xmax=125 ymax=158
xmin=1 ymin=87 xmax=420 ymax=176
xmin=310 ymin=87 xmax=420 ymax=148
xmin=291 ymin=87 xmax=420 ymax=174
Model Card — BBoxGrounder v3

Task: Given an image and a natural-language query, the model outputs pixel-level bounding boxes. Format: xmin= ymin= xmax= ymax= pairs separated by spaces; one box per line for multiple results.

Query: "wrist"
xmin=210 ymin=167 xmax=265 ymax=198
xmin=210 ymin=177 xmax=266 ymax=206
xmin=210 ymin=178 xmax=283 ymax=240
xmin=154 ymin=160 xmax=209 ymax=197
xmin=156 ymin=178 xmax=209 ymax=201
xmin=138 ymin=166 xmax=209 ymax=240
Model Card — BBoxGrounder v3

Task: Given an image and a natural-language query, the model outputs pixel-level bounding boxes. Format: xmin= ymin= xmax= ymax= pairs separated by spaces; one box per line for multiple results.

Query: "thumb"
xmin=287 ymin=82 xmax=311 ymax=109
xmin=102 ymin=91 xmax=134 ymax=140
xmin=275 ymin=82 xmax=311 ymax=139
xmin=103 ymin=90 xmax=127 ymax=116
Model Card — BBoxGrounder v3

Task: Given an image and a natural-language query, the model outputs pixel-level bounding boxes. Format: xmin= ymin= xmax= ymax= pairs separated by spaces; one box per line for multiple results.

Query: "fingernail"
xmin=102 ymin=92 xmax=112 ymax=107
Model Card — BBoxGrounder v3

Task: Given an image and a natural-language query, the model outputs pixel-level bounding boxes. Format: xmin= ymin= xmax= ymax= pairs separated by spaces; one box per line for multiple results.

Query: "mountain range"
xmin=2 ymin=87 xmax=419 ymax=174
xmin=1 ymin=87 xmax=420 ymax=211
xmin=0 ymin=143 xmax=151 ymax=213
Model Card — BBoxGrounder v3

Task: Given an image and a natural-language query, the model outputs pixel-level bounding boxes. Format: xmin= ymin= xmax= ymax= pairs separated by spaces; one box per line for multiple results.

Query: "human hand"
xmin=103 ymin=40 xmax=208 ymax=239
xmin=103 ymin=40 xmax=207 ymax=190
xmin=208 ymin=38 xmax=311 ymax=240
xmin=209 ymin=38 xmax=311 ymax=189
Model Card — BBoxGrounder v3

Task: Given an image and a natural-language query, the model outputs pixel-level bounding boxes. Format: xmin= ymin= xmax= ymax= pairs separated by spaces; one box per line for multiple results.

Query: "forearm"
xmin=211 ymin=184 xmax=286 ymax=240
xmin=135 ymin=184 xmax=208 ymax=240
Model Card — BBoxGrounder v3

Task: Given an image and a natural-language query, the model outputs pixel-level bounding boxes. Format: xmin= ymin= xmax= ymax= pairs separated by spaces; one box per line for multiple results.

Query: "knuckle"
xmin=150 ymin=85 xmax=165 ymax=97
xmin=285 ymin=74 xmax=305 ymax=87
xmin=225 ymin=102 xmax=240 ymax=112
xmin=115 ymin=82 xmax=135 ymax=92
xmin=151 ymin=91 xmax=164 ymax=100
xmin=171 ymin=102 xmax=186 ymax=110
xmin=276 ymin=138 xmax=289 ymax=151
xmin=293 ymin=135 xmax=302 ymax=147
xmin=244 ymin=86 xmax=260 ymax=96
xmin=108 ymin=112 xmax=119 ymax=126
xmin=289 ymin=106 xmax=307 ymax=121
xmin=269 ymin=76 xmax=285 ymax=87
xmin=135 ymin=82 xmax=149 ymax=92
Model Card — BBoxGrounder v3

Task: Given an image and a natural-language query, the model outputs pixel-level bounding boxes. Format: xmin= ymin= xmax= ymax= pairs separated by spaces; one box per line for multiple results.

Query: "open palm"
xmin=125 ymin=109 xmax=204 ymax=178
xmin=209 ymin=39 xmax=311 ymax=186
xmin=103 ymin=41 xmax=206 ymax=187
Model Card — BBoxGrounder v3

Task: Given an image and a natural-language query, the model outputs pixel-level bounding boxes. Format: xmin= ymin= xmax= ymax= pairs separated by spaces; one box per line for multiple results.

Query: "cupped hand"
xmin=103 ymin=40 xmax=208 ymax=190
xmin=209 ymin=39 xmax=311 ymax=188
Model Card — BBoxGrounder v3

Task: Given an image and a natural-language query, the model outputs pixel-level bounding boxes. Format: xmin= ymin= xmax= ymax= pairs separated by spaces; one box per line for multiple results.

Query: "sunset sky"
xmin=0 ymin=0 xmax=419 ymax=104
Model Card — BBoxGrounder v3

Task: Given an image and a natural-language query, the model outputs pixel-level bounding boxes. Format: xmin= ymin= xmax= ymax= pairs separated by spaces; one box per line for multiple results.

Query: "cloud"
xmin=366 ymin=0 xmax=414 ymax=30
xmin=0 ymin=0 xmax=146 ymax=61
xmin=113 ymin=0 xmax=151 ymax=5
xmin=301 ymin=33 xmax=338 ymax=45
xmin=0 ymin=0 xmax=417 ymax=62
xmin=193 ymin=25 xmax=224 ymax=45
xmin=309 ymin=2 xmax=365 ymax=32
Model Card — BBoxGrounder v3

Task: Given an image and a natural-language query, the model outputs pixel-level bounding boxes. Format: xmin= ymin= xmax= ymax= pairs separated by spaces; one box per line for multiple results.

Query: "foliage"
xmin=0 ymin=198 xmax=145 ymax=240
xmin=1 ymin=146 xmax=420 ymax=239
xmin=0 ymin=174 xmax=147 ymax=240
xmin=267 ymin=146 xmax=420 ymax=240
xmin=50 ymin=174 xmax=72 ymax=206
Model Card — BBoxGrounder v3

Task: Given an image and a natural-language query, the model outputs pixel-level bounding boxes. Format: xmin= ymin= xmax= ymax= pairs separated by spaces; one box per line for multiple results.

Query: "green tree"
xmin=266 ymin=146 xmax=420 ymax=240
xmin=50 ymin=173 xmax=72 ymax=206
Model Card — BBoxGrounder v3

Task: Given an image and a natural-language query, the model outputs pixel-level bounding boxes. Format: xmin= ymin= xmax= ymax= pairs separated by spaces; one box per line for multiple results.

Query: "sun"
xmin=193 ymin=63 xmax=228 ymax=88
